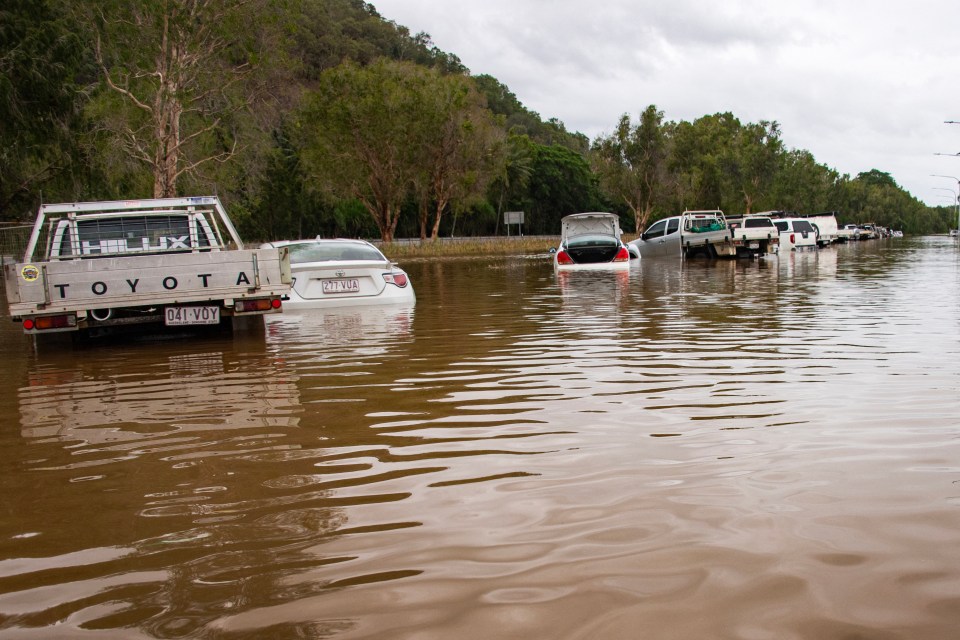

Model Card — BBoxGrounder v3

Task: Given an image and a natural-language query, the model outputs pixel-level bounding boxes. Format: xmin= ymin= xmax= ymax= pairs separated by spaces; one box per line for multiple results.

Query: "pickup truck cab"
xmin=4 ymin=196 xmax=291 ymax=338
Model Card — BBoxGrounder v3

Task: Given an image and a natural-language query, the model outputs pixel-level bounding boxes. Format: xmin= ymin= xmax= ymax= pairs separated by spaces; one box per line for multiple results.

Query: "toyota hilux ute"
xmin=629 ymin=210 xmax=738 ymax=259
xmin=3 ymin=196 xmax=291 ymax=339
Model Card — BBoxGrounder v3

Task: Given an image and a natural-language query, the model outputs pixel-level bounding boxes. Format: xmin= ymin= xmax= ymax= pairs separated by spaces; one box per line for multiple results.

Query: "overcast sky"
xmin=371 ymin=0 xmax=960 ymax=208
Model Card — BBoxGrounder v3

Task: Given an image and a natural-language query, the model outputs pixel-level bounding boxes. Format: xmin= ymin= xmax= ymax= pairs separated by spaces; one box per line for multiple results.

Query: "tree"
xmin=301 ymin=59 xmax=431 ymax=241
xmin=591 ymin=105 xmax=670 ymax=232
xmin=770 ymin=149 xmax=840 ymax=213
xmin=489 ymin=133 xmax=534 ymax=234
xmin=77 ymin=0 xmax=291 ymax=198
xmin=0 ymin=0 xmax=87 ymax=218
xmin=524 ymin=143 xmax=604 ymax=234
xmin=412 ymin=75 xmax=505 ymax=240
xmin=668 ymin=114 xmax=740 ymax=212
xmin=722 ymin=120 xmax=783 ymax=213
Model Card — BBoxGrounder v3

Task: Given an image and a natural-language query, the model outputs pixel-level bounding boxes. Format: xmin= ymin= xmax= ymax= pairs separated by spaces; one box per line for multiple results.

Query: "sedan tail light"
xmin=613 ymin=247 xmax=630 ymax=262
xmin=383 ymin=271 xmax=409 ymax=287
xmin=556 ymin=250 xmax=574 ymax=265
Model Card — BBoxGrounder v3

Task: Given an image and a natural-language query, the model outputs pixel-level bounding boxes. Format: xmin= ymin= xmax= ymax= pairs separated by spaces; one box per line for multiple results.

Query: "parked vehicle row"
xmin=3 ymin=197 xmax=418 ymax=343
xmin=551 ymin=208 xmax=904 ymax=272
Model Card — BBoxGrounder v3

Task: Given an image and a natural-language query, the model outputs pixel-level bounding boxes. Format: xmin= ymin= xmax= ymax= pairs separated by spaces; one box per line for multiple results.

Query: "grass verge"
xmin=375 ymin=236 xmax=560 ymax=260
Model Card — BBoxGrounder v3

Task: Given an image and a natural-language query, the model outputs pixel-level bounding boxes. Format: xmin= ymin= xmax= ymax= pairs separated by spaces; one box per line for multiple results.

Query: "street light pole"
xmin=931 ymin=174 xmax=960 ymax=235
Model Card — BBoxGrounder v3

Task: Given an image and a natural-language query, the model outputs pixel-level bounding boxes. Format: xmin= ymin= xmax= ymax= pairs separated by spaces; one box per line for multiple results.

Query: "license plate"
xmin=322 ymin=278 xmax=360 ymax=294
xmin=749 ymin=242 xmax=759 ymax=249
xmin=165 ymin=306 xmax=220 ymax=326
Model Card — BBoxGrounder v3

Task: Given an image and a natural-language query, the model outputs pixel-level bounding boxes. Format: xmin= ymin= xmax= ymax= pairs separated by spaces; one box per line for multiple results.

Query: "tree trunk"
xmin=430 ymin=197 xmax=448 ymax=240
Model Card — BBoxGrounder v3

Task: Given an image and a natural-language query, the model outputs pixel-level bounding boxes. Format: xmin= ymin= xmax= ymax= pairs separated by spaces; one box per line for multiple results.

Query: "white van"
xmin=774 ymin=218 xmax=818 ymax=251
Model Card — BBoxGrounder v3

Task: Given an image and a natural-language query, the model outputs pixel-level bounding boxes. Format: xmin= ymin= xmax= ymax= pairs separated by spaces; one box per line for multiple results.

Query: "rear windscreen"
xmin=63 ymin=215 xmax=201 ymax=256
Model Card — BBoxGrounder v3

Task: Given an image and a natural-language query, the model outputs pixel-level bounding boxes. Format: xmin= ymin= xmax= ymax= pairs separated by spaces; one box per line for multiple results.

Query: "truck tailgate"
xmin=4 ymin=249 xmax=289 ymax=316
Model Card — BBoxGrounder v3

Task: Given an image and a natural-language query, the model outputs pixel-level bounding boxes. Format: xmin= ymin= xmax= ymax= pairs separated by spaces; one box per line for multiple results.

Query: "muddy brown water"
xmin=0 ymin=237 xmax=958 ymax=639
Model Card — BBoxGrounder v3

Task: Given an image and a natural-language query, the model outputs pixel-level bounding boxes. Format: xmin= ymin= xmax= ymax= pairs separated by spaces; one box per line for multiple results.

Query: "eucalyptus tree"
xmin=301 ymin=59 xmax=430 ymax=242
xmin=412 ymin=75 xmax=506 ymax=240
xmin=75 ymin=0 xmax=293 ymax=199
xmin=770 ymin=149 xmax=840 ymax=213
xmin=591 ymin=105 xmax=671 ymax=232
xmin=668 ymin=114 xmax=740 ymax=211
xmin=722 ymin=120 xmax=784 ymax=214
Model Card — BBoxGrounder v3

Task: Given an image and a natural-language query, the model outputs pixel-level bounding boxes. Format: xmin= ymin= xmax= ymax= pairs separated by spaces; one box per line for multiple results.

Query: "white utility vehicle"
xmin=3 ymin=196 xmax=291 ymax=338
xmin=629 ymin=210 xmax=737 ymax=259
xmin=804 ymin=211 xmax=839 ymax=246
xmin=773 ymin=218 xmax=819 ymax=251
xmin=726 ymin=214 xmax=780 ymax=258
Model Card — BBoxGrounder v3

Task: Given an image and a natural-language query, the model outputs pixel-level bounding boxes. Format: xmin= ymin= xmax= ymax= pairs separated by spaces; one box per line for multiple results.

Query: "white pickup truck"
xmin=629 ymin=210 xmax=737 ymax=259
xmin=3 ymin=196 xmax=291 ymax=338
xmin=726 ymin=214 xmax=780 ymax=258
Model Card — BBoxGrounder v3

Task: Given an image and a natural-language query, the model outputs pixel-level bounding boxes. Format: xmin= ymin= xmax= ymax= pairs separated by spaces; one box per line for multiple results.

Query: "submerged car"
xmin=553 ymin=212 xmax=632 ymax=270
xmin=259 ymin=238 xmax=414 ymax=309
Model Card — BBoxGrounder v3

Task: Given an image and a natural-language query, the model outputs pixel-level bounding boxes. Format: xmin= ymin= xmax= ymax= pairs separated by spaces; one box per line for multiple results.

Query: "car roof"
xmin=260 ymin=238 xmax=374 ymax=249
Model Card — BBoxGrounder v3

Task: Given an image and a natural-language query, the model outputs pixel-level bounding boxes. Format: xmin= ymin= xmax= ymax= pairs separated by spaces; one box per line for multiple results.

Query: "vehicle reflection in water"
xmin=265 ymin=303 xmax=414 ymax=347
xmin=19 ymin=350 xmax=302 ymax=453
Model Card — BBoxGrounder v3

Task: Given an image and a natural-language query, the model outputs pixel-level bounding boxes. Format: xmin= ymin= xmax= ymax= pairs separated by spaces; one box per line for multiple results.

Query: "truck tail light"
xmin=556 ymin=250 xmax=574 ymax=265
xmin=24 ymin=314 xmax=77 ymax=331
xmin=235 ymin=298 xmax=281 ymax=312
xmin=790 ymin=233 xmax=796 ymax=245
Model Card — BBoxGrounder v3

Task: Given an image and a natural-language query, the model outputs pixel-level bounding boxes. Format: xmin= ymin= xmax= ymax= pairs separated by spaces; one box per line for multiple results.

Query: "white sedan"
xmin=260 ymin=239 xmax=415 ymax=309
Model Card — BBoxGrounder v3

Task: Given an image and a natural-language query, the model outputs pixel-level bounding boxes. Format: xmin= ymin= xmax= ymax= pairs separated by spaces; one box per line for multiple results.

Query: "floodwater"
xmin=0 ymin=237 xmax=958 ymax=640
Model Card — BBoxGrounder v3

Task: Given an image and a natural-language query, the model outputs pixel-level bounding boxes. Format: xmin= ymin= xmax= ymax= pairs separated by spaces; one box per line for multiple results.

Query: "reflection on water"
xmin=0 ymin=238 xmax=959 ymax=639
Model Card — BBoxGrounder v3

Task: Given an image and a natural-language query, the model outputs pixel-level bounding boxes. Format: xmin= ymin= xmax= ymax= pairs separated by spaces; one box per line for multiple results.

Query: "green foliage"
xmin=522 ymin=143 xmax=605 ymax=234
xmin=473 ymin=74 xmax=587 ymax=152
xmin=0 ymin=0 xmax=91 ymax=218
xmin=590 ymin=105 xmax=670 ymax=231
xmin=2 ymin=0 xmax=947 ymax=237
xmin=294 ymin=0 xmax=465 ymax=80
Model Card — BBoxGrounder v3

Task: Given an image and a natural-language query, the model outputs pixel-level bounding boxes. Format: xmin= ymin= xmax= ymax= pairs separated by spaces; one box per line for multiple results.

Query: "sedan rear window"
xmin=287 ymin=242 xmax=386 ymax=264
